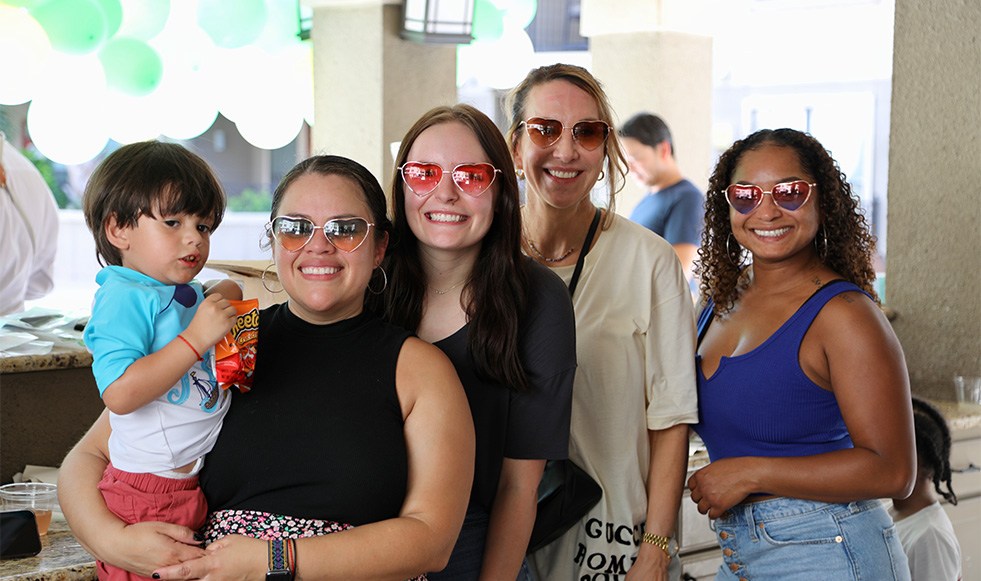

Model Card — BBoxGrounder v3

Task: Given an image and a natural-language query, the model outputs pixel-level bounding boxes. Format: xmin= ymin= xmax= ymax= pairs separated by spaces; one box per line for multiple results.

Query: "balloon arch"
xmin=0 ymin=0 xmax=537 ymax=164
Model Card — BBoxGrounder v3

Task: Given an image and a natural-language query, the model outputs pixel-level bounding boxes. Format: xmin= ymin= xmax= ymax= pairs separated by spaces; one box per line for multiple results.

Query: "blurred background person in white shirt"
xmin=1 ymin=135 xmax=59 ymax=314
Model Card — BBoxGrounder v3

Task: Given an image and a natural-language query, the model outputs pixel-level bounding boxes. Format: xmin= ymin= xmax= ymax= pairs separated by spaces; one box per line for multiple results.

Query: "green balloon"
xmin=95 ymin=0 xmax=122 ymax=37
xmin=472 ymin=0 xmax=504 ymax=42
xmin=30 ymin=0 xmax=108 ymax=54
xmin=99 ymin=37 xmax=163 ymax=96
xmin=197 ymin=0 xmax=267 ymax=49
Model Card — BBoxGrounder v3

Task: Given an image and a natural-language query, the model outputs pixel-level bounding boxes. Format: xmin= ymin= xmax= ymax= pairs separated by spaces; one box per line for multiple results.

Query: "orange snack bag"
xmin=214 ymin=299 xmax=259 ymax=392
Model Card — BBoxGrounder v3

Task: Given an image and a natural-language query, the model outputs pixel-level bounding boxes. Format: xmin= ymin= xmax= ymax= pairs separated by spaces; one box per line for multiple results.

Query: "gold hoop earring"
xmin=261 ymin=263 xmax=284 ymax=294
xmin=367 ymin=266 xmax=388 ymax=295
xmin=515 ymin=169 xmax=525 ymax=181
xmin=597 ymin=170 xmax=606 ymax=182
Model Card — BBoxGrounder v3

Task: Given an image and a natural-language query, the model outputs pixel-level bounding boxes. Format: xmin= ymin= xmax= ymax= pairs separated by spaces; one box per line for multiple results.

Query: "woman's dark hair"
xmin=267 ymin=155 xmax=393 ymax=294
xmin=504 ymin=63 xmax=627 ymax=229
xmin=911 ymin=397 xmax=958 ymax=505
xmin=82 ymin=141 xmax=225 ymax=267
xmin=376 ymin=104 xmax=531 ymax=392
xmin=698 ymin=128 xmax=878 ymax=315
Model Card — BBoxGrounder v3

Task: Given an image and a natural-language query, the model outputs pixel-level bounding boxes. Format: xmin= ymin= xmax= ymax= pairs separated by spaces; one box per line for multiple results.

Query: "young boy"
xmin=81 ymin=141 xmax=239 ymax=580
xmin=890 ymin=397 xmax=963 ymax=581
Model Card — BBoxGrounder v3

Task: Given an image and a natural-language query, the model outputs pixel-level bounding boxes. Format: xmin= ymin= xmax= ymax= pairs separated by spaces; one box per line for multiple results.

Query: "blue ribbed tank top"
xmin=693 ymin=280 xmax=871 ymax=462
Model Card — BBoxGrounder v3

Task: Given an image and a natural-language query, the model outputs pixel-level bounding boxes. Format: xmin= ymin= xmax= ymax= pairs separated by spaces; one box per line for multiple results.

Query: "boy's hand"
xmin=203 ymin=279 xmax=244 ymax=301
xmin=182 ymin=294 xmax=238 ymax=352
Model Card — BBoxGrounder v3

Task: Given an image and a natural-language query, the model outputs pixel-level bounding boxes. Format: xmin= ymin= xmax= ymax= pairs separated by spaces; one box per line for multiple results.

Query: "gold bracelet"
xmin=642 ymin=532 xmax=673 ymax=557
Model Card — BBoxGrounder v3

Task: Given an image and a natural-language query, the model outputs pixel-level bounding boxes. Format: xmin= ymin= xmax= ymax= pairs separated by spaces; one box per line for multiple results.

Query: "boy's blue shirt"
xmin=84 ymin=265 xmax=204 ymax=395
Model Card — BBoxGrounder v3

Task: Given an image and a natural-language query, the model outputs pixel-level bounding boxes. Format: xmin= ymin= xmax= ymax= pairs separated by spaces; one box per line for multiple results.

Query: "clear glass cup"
xmin=953 ymin=375 xmax=981 ymax=406
xmin=0 ymin=482 xmax=58 ymax=535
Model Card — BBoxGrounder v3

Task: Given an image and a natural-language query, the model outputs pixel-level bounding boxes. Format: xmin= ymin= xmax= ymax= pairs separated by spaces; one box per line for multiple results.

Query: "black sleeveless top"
xmin=201 ymin=304 xmax=412 ymax=526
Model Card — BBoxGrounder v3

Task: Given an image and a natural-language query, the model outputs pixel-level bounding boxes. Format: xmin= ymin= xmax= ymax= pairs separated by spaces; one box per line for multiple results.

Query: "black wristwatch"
xmin=266 ymin=539 xmax=294 ymax=581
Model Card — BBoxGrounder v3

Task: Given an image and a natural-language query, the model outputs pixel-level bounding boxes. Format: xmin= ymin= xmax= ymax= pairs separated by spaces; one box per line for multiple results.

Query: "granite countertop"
xmin=0 ymin=517 xmax=95 ymax=581
xmin=0 ymin=348 xmax=92 ymax=375
xmin=929 ymin=399 xmax=981 ymax=439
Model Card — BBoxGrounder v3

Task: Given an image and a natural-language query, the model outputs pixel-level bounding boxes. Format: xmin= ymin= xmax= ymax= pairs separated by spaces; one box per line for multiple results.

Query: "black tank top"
xmin=201 ymin=304 xmax=411 ymax=526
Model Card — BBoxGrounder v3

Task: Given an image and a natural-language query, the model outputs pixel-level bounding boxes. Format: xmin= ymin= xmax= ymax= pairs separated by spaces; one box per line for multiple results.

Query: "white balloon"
xmin=272 ymin=41 xmax=314 ymax=128
xmin=284 ymin=41 xmax=315 ymax=127
xmin=202 ymin=45 xmax=267 ymax=123
xmin=212 ymin=42 xmax=309 ymax=149
xmin=117 ymin=0 xmax=171 ymax=41
xmin=27 ymin=54 xmax=109 ymax=165
xmin=28 ymin=96 xmax=110 ymax=166
xmin=150 ymin=16 xmax=220 ymax=139
xmin=0 ymin=6 xmax=54 ymax=105
xmin=458 ymin=27 xmax=534 ymax=90
xmin=235 ymin=109 xmax=303 ymax=151
xmin=157 ymin=76 xmax=220 ymax=140
xmin=104 ymin=91 xmax=164 ymax=144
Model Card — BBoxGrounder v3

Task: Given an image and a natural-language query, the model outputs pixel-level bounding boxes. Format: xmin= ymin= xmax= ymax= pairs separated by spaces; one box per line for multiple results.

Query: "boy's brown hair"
xmin=82 ymin=141 xmax=225 ymax=266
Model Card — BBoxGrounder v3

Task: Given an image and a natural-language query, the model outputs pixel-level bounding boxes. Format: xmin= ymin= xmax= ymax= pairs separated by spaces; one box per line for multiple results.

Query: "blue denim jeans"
xmin=711 ymin=497 xmax=909 ymax=580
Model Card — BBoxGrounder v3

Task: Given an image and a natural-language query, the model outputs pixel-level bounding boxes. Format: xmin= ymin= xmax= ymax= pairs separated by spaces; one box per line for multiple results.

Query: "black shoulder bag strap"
xmin=567 ymin=208 xmax=602 ymax=298
xmin=530 ymin=206 xmax=604 ymax=555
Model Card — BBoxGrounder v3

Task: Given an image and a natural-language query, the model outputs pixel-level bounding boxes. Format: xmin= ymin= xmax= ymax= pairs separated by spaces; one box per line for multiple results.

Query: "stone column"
xmin=580 ymin=0 xmax=713 ymax=216
xmin=887 ymin=0 xmax=981 ymax=399
xmin=308 ymin=0 xmax=457 ymax=190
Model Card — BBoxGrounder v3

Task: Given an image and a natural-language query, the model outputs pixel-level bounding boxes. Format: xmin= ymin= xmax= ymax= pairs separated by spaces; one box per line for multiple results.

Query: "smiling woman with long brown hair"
xmin=373 ymin=104 xmax=576 ymax=579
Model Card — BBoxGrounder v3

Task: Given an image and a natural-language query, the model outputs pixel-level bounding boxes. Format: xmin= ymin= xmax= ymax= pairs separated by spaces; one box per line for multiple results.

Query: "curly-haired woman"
xmin=688 ymin=128 xmax=916 ymax=580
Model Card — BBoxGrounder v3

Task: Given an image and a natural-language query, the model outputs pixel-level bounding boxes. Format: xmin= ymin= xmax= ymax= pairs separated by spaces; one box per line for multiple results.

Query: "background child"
xmin=890 ymin=397 xmax=963 ymax=581
xmin=81 ymin=140 xmax=239 ymax=580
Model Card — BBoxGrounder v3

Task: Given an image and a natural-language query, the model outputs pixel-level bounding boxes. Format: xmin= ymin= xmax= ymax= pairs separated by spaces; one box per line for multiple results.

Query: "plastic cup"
xmin=0 ymin=483 xmax=58 ymax=535
xmin=953 ymin=375 xmax=981 ymax=405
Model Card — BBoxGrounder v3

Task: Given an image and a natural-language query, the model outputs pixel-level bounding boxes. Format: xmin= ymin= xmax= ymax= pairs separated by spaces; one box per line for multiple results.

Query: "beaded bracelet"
xmin=266 ymin=538 xmax=295 ymax=581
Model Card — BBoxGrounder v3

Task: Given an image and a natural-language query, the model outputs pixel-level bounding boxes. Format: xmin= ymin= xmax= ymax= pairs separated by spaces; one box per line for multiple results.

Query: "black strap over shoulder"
xmin=567 ymin=208 xmax=602 ymax=298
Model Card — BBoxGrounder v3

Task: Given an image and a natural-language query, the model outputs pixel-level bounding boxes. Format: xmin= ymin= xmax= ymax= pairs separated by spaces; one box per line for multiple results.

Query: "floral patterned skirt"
xmin=204 ymin=509 xmax=427 ymax=580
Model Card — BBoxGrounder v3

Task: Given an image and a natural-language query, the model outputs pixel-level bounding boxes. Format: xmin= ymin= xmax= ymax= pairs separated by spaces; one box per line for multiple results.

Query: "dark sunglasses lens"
xmin=525 ymin=118 xmax=562 ymax=147
xmin=573 ymin=121 xmax=609 ymax=150
xmin=451 ymin=164 xmax=497 ymax=196
xmin=771 ymin=181 xmax=811 ymax=211
xmin=325 ymin=218 xmax=370 ymax=252
xmin=726 ymin=185 xmax=761 ymax=214
xmin=402 ymin=163 xmax=442 ymax=196
xmin=272 ymin=217 xmax=315 ymax=251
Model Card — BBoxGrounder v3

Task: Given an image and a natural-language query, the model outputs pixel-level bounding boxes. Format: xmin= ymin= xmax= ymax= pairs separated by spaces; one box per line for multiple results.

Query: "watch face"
xmin=266 ymin=571 xmax=293 ymax=581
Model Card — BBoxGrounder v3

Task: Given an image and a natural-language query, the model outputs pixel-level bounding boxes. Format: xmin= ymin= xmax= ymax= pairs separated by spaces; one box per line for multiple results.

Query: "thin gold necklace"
xmin=524 ymin=237 xmax=576 ymax=263
xmin=429 ymin=280 xmax=466 ymax=295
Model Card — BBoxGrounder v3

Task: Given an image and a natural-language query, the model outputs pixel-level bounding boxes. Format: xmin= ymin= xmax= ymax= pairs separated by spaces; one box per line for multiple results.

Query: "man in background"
xmin=1 ymin=136 xmax=59 ymax=314
xmin=619 ymin=113 xmax=704 ymax=284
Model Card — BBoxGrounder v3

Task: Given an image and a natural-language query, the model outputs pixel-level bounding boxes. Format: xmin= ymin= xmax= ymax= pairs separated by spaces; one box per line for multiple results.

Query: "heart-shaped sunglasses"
xmin=519 ymin=117 xmax=610 ymax=151
xmin=725 ymin=180 xmax=816 ymax=214
xmin=266 ymin=216 xmax=374 ymax=253
xmin=399 ymin=162 xmax=501 ymax=197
